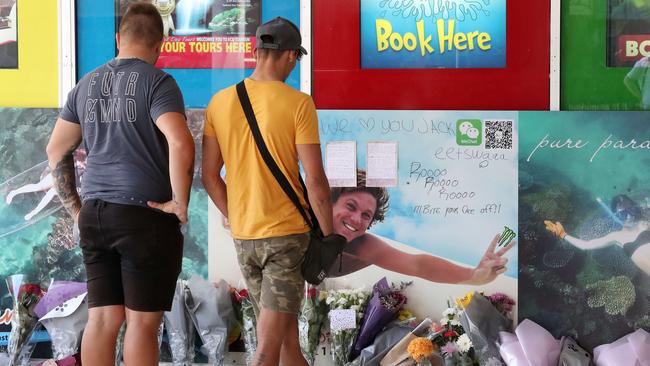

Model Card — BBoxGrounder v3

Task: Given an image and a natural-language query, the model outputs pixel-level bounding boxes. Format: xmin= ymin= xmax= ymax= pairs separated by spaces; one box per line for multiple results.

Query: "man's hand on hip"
xmin=148 ymin=200 xmax=188 ymax=224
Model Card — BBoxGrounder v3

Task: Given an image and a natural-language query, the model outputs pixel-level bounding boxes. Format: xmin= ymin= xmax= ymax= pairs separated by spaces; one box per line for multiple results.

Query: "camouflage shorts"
xmin=233 ymin=233 xmax=309 ymax=315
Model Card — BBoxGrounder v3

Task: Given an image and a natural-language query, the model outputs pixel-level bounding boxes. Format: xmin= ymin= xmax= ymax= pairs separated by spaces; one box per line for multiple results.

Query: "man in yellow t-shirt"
xmin=202 ymin=17 xmax=333 ymax=366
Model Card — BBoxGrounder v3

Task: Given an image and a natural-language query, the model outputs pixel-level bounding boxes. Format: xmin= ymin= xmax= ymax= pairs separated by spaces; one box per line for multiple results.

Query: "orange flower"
xmin=407 ymin=337 xmax=436 ymax=363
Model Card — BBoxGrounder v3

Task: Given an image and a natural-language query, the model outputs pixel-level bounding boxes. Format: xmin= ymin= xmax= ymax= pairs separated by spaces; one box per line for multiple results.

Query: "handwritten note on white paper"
xmin=329 ymin=309 xmax=357 ymax=331
xmin=326 ymin=141 xmax=357 ymax=187
xmin=367 ymin=141 xmax=398 ymax=187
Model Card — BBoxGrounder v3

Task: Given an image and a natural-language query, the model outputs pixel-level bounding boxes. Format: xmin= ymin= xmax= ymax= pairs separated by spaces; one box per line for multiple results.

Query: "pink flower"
xmin=440 ymin=342 xmax=458 ymax=356
xmin=487 ymin=292 xmax=516 ymax=314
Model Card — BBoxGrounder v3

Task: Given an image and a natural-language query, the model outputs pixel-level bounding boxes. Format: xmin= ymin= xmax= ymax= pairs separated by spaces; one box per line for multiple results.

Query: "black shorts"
xmin=78 ymin=199 xmax=183 ymax=312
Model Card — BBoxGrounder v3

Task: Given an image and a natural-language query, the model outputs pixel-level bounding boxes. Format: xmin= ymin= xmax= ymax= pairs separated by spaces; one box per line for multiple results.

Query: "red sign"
xmin=155 ymin=36 xmax=257 ymax=69
xmin=617 ymin=34 xmax=650 ymax=63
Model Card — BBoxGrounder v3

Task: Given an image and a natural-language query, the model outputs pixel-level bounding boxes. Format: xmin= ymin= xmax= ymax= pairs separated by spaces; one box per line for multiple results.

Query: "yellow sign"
xmin=0 ymin=0 xmax=58 ymax=107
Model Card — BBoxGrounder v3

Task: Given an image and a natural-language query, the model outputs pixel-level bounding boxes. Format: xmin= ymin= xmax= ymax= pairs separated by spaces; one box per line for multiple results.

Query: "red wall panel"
xmin=312 ymin=0 xmax=550 ymax=110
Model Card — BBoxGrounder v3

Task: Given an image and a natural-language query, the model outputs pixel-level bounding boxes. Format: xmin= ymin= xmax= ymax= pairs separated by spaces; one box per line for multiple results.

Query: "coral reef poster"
xmin=0 ymin=108 xmax=208 ymax=356
xmin=115 ymin=0 xmax=261 ymax=69
xmin=518 ymin=111 xmax=650 ymax=351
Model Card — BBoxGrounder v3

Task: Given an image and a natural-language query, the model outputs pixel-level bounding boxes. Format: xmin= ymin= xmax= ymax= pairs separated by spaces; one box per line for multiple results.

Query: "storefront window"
xmin=77 ymin=0 xmax=300 ymax=108
xmin=562 ymin=0 xmax=650 ymax=110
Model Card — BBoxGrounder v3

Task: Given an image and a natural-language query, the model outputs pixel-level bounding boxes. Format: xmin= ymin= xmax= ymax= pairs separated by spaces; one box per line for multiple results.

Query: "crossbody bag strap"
xmin=235 ymin=80 xmax=315 ymax=230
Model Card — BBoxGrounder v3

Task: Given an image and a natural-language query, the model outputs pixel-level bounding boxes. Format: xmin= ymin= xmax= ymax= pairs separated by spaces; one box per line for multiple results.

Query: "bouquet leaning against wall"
xmin=326 ymin=287 xmax=371 ymax=366
xmin=5 ymin=274 xmax=46 ymax=366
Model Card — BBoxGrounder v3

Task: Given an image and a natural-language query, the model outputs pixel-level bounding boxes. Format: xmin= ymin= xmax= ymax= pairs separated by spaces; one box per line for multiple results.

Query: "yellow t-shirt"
xmin=204 ymin=78 xmax=320 ymax=239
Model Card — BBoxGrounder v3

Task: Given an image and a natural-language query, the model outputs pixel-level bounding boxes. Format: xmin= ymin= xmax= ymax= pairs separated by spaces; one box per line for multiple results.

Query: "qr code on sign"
xmin=485 ymin=120 xmax=513 ymax=149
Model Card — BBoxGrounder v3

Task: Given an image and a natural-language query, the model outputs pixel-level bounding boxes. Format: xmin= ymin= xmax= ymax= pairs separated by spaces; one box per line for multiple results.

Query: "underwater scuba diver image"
xmin=545 ymin=194 xmax=650 ymax=276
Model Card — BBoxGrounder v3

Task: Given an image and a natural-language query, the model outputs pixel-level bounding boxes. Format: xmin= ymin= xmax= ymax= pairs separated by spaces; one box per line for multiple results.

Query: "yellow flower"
xmin=455 ymin=292 xmax=473 ymax=309
xmin=398 ymin=309 xmax=415 ymax=321
xmin=456 ymin=291 xmax=483 ymax=309
xmin=407 ymin=337 xmax=436 ymax=363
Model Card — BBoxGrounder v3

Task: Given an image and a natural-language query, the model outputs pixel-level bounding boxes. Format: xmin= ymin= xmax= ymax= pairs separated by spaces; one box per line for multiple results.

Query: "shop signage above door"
xmin=360 ymin=0 xmax=506 ymax=69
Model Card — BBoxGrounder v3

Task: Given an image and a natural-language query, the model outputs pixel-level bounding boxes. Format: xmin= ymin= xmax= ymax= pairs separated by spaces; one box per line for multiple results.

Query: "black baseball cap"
xmin=255 ymin=17 xmax=308 ymax=56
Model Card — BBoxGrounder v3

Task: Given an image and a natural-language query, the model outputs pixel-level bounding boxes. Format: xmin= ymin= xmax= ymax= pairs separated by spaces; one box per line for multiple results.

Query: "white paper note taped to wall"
xmin=366 ymin=141 xmax=398 ymax=187
xmin=326 ymin=141 xmax=357 ymax=187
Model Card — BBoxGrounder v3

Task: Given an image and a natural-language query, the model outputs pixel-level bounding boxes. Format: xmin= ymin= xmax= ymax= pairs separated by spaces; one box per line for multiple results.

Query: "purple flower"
xmin=486 ymin=292 xmax=516 ymax=314
xmin=440 ymin=341 xmax=458 ymax=356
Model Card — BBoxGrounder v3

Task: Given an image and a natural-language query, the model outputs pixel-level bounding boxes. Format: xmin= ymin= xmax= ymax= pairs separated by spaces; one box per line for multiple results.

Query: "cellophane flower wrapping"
xmin=164 ymin=280 xmax=195 ymax=365
xmin=114 ymin=322 xmax=126 ymax=366
xmin=458 ymin=292 xmax=515 ymax=366
xmin=351 ymin=277 xmax=410 ymax=360
xmin=326 ymin=288 xmax=371 ymax=366
xmin=35 ymin=281 xmax=88 ymax=361
xmin=185 ymin=276 xmax=235 ymax=365
xmin=234 ymin=289 xmax=256 ymax=366
xmin=299 ymin=283 xmax=328 ymax=365
xmin=5 ymin=274 xmax=46 ymax=366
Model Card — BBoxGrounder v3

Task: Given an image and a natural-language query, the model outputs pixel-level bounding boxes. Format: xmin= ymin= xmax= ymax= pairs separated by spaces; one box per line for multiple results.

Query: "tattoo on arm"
xmin=52 ymin=152 xmax=82 ymax=218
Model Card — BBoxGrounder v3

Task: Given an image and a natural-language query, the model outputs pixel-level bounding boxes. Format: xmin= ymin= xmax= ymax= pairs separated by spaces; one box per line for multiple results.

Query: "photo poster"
xmin=115 ymin=0 xmax=261 ymax=69
xmin=607 ymin=0 xmax=650 ymax=67
xmin=518 ymin=111 xmax=650 ymax=351
xmin=0 ymin=0 xmax=18 ymax=69
xmin=360 ymin=0 xmax=506 ymax=69
xmin=207 ymin=109 xmax=518 ymax=341
xmin=0 ymin=108 xmax=208 ymax=360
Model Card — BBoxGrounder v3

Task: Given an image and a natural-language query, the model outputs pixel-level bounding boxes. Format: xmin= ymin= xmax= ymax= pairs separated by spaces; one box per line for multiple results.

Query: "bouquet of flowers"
xmin=407 ymin=337 xmax=436 ymax=365
xmin=457 ymin=291 xmax=516 ymax=365
xmin=326 ymin=287 xmax=371 ymax=366
xmin=430 ymin=303 xmax=479 ymax=366
xmin=299 ymin=283 xmax=329 ymax=365
xmin=485 ymin=293 xmax=516 ymax=318
xmin=5 ymin=274 xmax=46 ymax=366
xmin=351 ymin=278 xmax=411 ymax=359
xmin=233 ymin=288 xmax=256 ymax=365
xmin=34 ymin=281 xmax=88 ymax=361
xmin=163 ymin=280 xmax=195 ymax=365
xmin=185 ymin=276 xmax=235 ymax=365
xmin=380 ymin=318 xmax=434 ymax=366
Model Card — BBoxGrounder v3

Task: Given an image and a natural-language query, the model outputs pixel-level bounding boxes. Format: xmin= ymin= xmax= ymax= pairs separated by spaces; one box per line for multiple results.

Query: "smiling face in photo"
xmin=333 ymin=191 xmax=378 ymax=242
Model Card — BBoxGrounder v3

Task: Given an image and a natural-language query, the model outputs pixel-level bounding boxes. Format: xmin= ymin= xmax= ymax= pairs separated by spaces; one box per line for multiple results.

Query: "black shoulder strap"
xmin=236 ymin=80 xmax=318 ymax=230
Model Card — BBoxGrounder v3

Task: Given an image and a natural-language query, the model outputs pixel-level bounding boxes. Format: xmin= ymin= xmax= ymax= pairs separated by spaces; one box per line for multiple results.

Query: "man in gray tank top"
xmin=46 ymin=3 xmax=194 ymax=365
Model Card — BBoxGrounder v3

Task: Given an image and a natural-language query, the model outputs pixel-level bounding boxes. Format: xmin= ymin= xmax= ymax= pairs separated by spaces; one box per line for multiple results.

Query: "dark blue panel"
xmin=76 ymin=1 xmax=115 ymax=80
xmin=76 ymin=1 xmax=301 ymax=108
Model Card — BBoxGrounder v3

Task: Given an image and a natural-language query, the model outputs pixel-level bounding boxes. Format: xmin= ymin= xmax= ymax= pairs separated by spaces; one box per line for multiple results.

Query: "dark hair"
xmin=119 ymin=2 xmax=164 ymax=48
xmin=331 ymin=170 xmax=389 ymax=228
xmin=256 ymin=48 xmax=283 ymax=60
xmin=256 ymin=37 xmax=288 ymax=61
xmin=611 ymin=194 xmax=643 ymax=222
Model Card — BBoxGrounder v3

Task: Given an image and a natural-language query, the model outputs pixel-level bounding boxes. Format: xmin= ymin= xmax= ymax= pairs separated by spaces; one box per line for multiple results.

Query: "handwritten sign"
xmin=318 ymin=110 xmax=519 ymax=278
xmin=326 ymin=141 xmax=357 ymax=187
xmin=367 ymin=141 xmax=398 ymax=187
xmin=329 ymin=309 xmax=357 ymax=332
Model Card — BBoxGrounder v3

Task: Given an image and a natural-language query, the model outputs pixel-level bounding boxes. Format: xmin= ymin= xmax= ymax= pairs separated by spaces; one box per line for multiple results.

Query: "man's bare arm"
xmin=297 ymin=144 xmax=333 ymax=235
xmin=149 ymin=112 xmax=195 ymax=223
xmin=46 ymin=118 xmax=83 ymax=219
xmin=201 ymin=135 xmax=228 ymax=218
